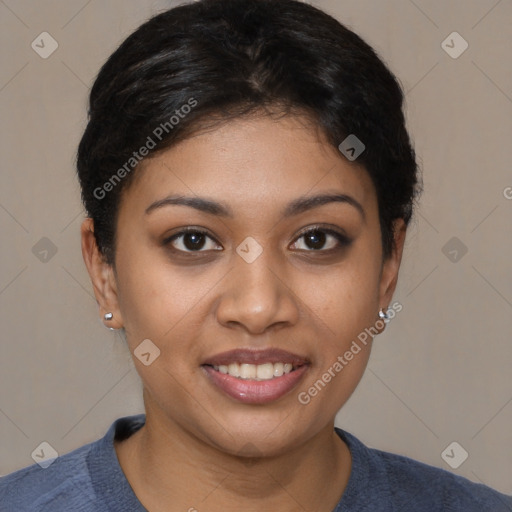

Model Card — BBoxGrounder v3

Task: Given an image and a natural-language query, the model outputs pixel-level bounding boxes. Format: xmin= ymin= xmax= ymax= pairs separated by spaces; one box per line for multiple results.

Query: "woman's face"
xmin=83 ymin=113 xmax=405 ymax=457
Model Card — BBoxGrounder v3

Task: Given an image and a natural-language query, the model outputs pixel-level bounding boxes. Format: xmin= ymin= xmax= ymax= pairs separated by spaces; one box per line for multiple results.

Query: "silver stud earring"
xmin=378 ymin=308 xmax=390 ymax=324
xmin=104 ymin=312 xmax=113 ymax=321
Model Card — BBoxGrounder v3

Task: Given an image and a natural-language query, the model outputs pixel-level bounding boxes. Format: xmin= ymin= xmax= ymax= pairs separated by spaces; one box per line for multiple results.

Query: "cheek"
xmin=301 ymin=257 xmax=381 ymax=334
xmin=295 ymin=269 xmax=376 ymax=416
xmin=116 ymin=266 xmax=206 ymax=397
xmin=115 ymin=253 xmax=221 ymax=367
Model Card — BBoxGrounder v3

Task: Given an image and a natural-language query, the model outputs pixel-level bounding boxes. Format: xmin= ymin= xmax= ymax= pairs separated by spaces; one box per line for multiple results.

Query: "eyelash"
xmin=163 ymin=225 xmax=352 ymax=255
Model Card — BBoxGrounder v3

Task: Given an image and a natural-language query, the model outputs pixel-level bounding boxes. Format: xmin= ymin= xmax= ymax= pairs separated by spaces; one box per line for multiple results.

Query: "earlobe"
xmin=80 ymin=218 xmax=124 ymax=329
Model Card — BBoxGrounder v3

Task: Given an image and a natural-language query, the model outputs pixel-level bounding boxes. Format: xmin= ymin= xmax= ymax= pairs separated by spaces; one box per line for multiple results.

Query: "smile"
xmin=201 ymin=348 xmax=310 ymax=404
xmin=210 ymin=362 xmax=296 ymax=380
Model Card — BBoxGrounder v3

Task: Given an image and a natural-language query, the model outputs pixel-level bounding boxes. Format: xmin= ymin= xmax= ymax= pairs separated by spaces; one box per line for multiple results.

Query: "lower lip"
xmin=202 ymin=365 xmax=309 ymax=404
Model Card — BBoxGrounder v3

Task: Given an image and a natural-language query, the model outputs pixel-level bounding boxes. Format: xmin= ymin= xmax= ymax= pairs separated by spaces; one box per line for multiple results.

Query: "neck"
xmin=115 ymin=406 xmax=352 ymax=512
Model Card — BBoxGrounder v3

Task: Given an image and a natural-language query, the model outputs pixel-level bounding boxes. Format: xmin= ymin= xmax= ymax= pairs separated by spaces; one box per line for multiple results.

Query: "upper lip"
xmin=202 ymin=348 xmax=310 ymax=367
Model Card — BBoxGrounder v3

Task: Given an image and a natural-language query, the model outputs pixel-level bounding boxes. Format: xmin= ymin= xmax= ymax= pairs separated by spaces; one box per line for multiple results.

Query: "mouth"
xmin=201 ymin=348 xmax=310 ymax=404
xmin=207 ymin=361 xmax=301 ymax=380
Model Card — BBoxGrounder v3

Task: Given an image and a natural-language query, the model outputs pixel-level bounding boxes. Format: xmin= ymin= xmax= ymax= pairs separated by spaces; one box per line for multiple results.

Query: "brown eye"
xmin=165 ymin=228 xmax=222 ymax=253
xmin=291 ymin=227 xmax=352 ymax=252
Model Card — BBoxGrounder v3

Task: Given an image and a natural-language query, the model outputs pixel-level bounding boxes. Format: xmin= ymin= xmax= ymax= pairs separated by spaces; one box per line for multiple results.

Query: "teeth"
xmin=273 ymin=362 xmax=284 ymax=377
xmin=212 ymin=362 xmax=297 ymax=380
xmin=256 ymin=363 xmax=274 ymax=379
xmin=240 ymin=363 xmax=256 ymax=379
xmin=228 ymin=363 xmax=240 ymax=377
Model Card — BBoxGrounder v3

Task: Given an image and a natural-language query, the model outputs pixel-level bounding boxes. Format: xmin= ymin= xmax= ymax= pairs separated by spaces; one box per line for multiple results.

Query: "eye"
xmin=163 ymin=225 xmax=351 ymax=255
xmin=290 ymin=226 xmax=351 ymax=252
xmin=164 ymin=227 xmax=222 ymax=253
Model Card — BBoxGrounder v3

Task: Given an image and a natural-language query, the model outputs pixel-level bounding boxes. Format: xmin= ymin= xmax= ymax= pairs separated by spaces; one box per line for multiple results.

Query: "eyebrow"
xmin=145 ymin=192 xmax=366 ymax=222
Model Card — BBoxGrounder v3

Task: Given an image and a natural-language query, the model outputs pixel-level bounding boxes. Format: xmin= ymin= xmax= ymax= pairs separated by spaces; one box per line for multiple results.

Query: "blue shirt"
xmin=1 ymin=414 xmax=511 ymax=511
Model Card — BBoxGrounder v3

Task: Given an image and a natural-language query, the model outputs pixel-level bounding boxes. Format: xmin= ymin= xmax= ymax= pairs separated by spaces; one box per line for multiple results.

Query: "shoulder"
xmin=0 ymin=414 xmax=146 ymax=512
xmin=0 ymin=440 xmax=97 ymax=511
xmin=336 ymin=428 xmax=512 ymax=511
xmin=375 ymin=447 xmax=512 ymax=510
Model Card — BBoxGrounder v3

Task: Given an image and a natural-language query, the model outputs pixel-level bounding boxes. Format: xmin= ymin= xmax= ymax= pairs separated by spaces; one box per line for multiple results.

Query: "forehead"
xmin=121 ymin=114 xmax=377 ymax=219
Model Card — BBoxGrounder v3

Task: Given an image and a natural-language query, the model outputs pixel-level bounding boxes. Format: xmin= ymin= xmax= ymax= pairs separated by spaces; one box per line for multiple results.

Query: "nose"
xmin=215 ymin=248 xmax=300 ymax=335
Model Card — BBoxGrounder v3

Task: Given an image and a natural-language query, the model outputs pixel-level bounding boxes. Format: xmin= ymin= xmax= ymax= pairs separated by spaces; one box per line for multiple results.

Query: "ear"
xmin=377 ymin=218 xmax=407 ymax=325
xmin=80 ymin=218 xmax=124 ymax=329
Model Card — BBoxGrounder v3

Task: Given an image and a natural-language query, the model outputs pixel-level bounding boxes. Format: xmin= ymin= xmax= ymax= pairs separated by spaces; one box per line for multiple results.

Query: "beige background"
xmin=1 ymin=0 xmax=511 ymax=495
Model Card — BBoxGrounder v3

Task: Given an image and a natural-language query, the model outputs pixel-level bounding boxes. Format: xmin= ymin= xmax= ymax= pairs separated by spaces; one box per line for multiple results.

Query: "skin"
xmin=81 ymin=113 xmax=406 ymax=512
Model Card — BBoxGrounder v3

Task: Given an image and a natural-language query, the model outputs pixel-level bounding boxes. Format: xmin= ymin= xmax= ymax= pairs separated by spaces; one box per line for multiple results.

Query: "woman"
xmin=1 ymin=0 xmax=510 ymax=510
